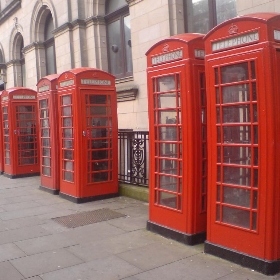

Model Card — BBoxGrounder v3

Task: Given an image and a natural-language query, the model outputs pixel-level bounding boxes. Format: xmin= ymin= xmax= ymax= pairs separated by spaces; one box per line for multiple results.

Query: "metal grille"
xmin=118 ymin=130 xmax=149 ymax=186
xmin=52 ymin=208 xmax=126 ymax=228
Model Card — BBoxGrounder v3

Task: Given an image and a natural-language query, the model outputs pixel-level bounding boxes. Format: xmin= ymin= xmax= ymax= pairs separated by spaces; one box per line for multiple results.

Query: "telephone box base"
xmin=59 ymin=192 xmax=119 ymax=204
xmin=3 ymin=172 xmax=40 ymax=179
xmin=39 ymin=185 xmax=59 ymax=195
xmin=146 ymin=220 xmax=206 ymax=245
xmin=204 ymin=241 xmax=280 ymax=275
xmin=0 ymin=171 xmax=3 ymax=174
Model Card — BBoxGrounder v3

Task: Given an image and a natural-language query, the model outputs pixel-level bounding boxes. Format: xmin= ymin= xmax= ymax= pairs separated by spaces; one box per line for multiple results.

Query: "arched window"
xmin=184 ymin=0 xmax=237 ymax=34
xmin=44 ymin=13 xmax=56 ymax=75
xmin=20 ymin=39 xmax=25 ymax=87
xmin=105 ymin=0 xmax=133 ymax=79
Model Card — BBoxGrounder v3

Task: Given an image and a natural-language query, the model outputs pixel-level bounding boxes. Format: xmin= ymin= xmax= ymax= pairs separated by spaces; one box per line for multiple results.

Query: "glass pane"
xmin=106 ymin=0 xmax=127 ymax=14
xmin=44 ymin=15 xmax=54 ymax=41
xmin=185 ymin=0 xmax=210 ymax=33
xmin=63 ymin=118 xmax=72 ymax=127
xmin=63 ymin=140 xmax=73 ymax=149
xmin=222 ymin=206 xmax=250 ymax=229
xmin=157 ymin=93 xmax=177 ymax=109
xmin=217 ymin=185 xmax=220 ymax=201
xmin=159 ymin=127 xmax=177 ymax=141
xmin=159 ymin=159 xmax=178 ymax=175
xmin=92 ymin=172 xmax=108 ymax=182
xmin=39 ymin=99 xmax=48 ymax=109
xmin=224 ymin=166 xmax=251 ymax=186
xmin=43 ymin=157 xmax=51 ymax=167
xmin=216 ymin=204 xmax=220 ymax=221
xmin=62 ymin=106 xmax=71 ymax=116
xmin=89 ymin=95 xmax=107 ymax=105
xmin=159 ymin=110 xmax=177 ymax=124
xmin=64 ymin=171 xmax=73 ymax=182
xmin=124 ymin=15 xmax=132 ymax=73
xmin=159 ymin=192 xmax=177 ymax=209
xmin=62 ymin=95 xmax=71 ymax=105
xmin=64 ymin=161 xmax=74 ymax=171
xmin=46 ymin=45 xmax=56 ymax=75
xmin=222 ymin=84 xmax=250 ymax=104
xmin=223 ymin=186 xmax=250 ymax=207
xmin=63 ymin=128 xmax=73 ymax=138
xmin=157 ymin=76 xmax=176 ymax=92
xmin=223 ymin=126 xmax=251 ymax=144
xmin=108 ymin=20 xmax=122 ymax=76
xmin=64 ymin=150 xmax=73 ymax=160
xmin=223 ymin=146 xmax=251 ymax=165
xmin=160 ymin=143 xmax=178 ymax=158
xmin=42 ymin=167 xmax=51 ymax=176
xmin=216 ymin=0 xmax=237 ymax=25
xmin=159 ymin=176 xmax=177 ymax=191
xmin=221 ymin=63 xmax=248 ymax=84
xmin=43 ymin=148 xmax=50 ymax=156
xmin=254 ymin=147 xmax=258 ymax=166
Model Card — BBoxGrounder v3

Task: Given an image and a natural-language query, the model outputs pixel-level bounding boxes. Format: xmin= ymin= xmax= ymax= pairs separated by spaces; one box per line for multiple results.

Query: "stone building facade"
xmin=0 ymin=0 xmax=279 ymax=131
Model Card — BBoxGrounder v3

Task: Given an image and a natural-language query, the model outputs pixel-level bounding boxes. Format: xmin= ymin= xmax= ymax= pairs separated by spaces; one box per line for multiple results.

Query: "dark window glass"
xmin=105 ymin=0 xmax=133 ymax=78
xmin=44 ymin=13 xmax=56 ymax=75
xmin=184 ymin=0 xmax=237 ymax=33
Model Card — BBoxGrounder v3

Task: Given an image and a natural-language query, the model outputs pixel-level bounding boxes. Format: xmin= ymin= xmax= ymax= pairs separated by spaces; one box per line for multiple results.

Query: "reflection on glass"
xmin=159 ymin=175 xmax=177 ymax=191
xmin=216 ymin=204 xmax=220 ymax=221
xmin=160 ymin=143 xmax=178 ymax=158
xmin=63 ymin=118 xmax=72 ymax=127
xmin=90 ymin=106 xmax=108 ymax=116
xmin=62 ymin=95 xmax=71 ymax=105
xmin=223 ymin=146 xmax=251 ymax=165
xmin=92 ymin=172 xmax=108 ymax=182
xmin=223 ymin=126 xmax=251 ymax=144
xmin=254 ymin=147 xmax=258 ymax=166
xmin=64 ymin=161 xmax=74 ymax=171
xmin=63 ymin=140 xmax=73 ymax=148
xmin=223 ymin=105 xmax=250 ymax=123
xmin=224 ymin=166 xmax=251 ymax=186
xmin=64 ymin=150 xmax=73 ymax=160
xmin=217 ymin=126 xmax=221 ymax=143
xmin=221 ymin=63 xmax=248 ymax=84
xmin=253 ymin=126 xmax=258 ymax=144
xmin=253 ymin=191 xmax=258 ymax=209
xmin=222 ymin=84 xmax=250 ymax=104
xmin=216 ymin=0 xmax=237 ymax=24
xmin=222 ymin=206 xmax=250 ymax=229
xmin=217 ymin=185 xmax=220 ymax=201
xmin=157 ymin=93 xmax=177 ymax=109
xmin=40 ymin=109 xmax=48 ymax=118
xmin=43 ymin=157 xmax=50 ymax=167
xmin=254 ymin=169 xmax=258 ymax=188
xmin=124 ymin=15 xmax=133 ymax=73
xmin=159 ymin=126 xmax=177 ymax=141
xmin=217 ymin=165 xmax=221 ymax=182
xmin=41 ymin=129 xmax=50 ymax=137
xmin=223 ymin=186 xmax=250 ymax=207
xmin=158 ymin=75 xmax=175 ymax=92
xmin=252 ymin=212 xmax=257 ymax=230
xmin=216 ymin=107 xmax=220 ymax=123
xmin=42 ymin=167 xmax=50 ymax=176
xmin=42 ymin=139 xmax=50 ymax=146
xmin=217 ymin=146 xmax=221 ymax=163
xmin=159 ymin=191 xmax=177 ymax=209
xmin=215 ymin=68 xmax=219 ymax=85
xmin=253 ymin=104 xmax=258 ymax=122
xmin=159 ymin=111 xmax=177 ymax=124
xmin=63 ymin=128 xmax=73 ymax=138
xmin=185 ymin=0 xmax=210 ymax=34
xmin=252 ymin=83 xmax=257 ymax=101
xmin=64 ymin=171 xmax=73 ymax=182
xmin=250 ymin=61 xmax=256 ymax=79
xmin=159 ymin=159 xmax=178 ymax=175
xmin=62 ymin=106 xmax=71 ymax=116
xmin=43 ymin=148 xmax=50 ymax=156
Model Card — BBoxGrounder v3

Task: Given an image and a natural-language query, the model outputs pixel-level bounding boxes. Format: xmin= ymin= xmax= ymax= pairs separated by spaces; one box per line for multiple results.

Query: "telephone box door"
xmin=206 ymin=51 xmax=266 ymax=256
xmin=148 ymin=65 xmax=187 ymax=230
xmin=81 ymin=90 xmax=117 ymax=196
xmin=2 ymin=105 xmax=10 ymax=173
xmin=13 ymin=104 xmax=39 ymax=173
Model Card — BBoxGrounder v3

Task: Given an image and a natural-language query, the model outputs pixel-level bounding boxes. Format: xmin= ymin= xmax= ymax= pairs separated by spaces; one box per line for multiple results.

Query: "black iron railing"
xmin=118 ymin=130 xmax=149 ymax=187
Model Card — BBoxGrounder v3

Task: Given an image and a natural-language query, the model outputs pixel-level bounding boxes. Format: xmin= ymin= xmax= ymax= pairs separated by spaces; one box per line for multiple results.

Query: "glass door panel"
xmin=153 ymin=74 xmax=182 ymax=210
xmin=15 ymin=105 xmax=38 ymax=166
xmin=85 ymin=94 xmax=112 ymax=183
xmin=215 ymin=61 xmax=258 ymax=231
xmin=61 ymin=95 xmax=74 ymax=182
xmin=2 ymin=106 xmax=10 ymax=164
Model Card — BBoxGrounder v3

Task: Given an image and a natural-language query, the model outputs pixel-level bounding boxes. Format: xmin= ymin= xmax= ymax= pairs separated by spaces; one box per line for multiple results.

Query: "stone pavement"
xmin=0 ymin=175 xmax=279 ymax=280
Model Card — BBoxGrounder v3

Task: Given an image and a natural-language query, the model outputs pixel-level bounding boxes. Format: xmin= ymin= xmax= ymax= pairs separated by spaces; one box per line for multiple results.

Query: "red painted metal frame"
xmin=204 ymin=13 xmax=280 ymax=261
xmin=0 ymin=87 xmax=40 ymax=177
xmin=37 ymin=74 xmax=60 ymax=193
xmin=146 ymin=34 xmax=207 ymax=237
xmin=57 ymin=67 xmax=118 ymax=201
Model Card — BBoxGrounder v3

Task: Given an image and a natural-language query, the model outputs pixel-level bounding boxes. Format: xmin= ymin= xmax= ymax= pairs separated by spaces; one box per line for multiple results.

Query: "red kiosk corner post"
xmin=1 ymin=87 xmax=40 ymax=178
xmin=146 ymin=33 xmax=207 ymax=245
xmin=204 ymin=13 xmax=280 ymax=275
xmin=37 ymin=74 xmax=60 ymax=194
xmin=0 ymin=91 xmax=3 ymax=174
xmin=57 ymin=67 xmax=118 ymax=203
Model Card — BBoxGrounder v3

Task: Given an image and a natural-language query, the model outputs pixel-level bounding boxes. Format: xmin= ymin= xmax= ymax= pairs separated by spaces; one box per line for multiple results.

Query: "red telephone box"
xmin=57 ymin=68 xmax=118 ymax=203
xmin=0 ymin=91 xmax=3 ymax=174
xmin=204 ymin=13 xmax=280 ymax=275
xmin=1 ymin=87 xmax=40 ymax=178
xmin=146 ymin=34 xmax=207 ymax=245
xmin=37 ymin=74 xmax=60 ymax=194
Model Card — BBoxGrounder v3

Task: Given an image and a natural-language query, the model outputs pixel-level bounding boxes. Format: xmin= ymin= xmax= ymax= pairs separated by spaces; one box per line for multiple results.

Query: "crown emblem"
xmin=162 ymin=44 xmax=169 ymax=53
xmin=228 ymin=24 xmax=238 ymax=35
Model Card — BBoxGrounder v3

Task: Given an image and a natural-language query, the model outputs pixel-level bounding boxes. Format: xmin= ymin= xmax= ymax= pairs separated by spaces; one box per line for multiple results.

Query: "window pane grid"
xmin=2 ymin=106 xmax=10 ymax=165
xmin=61 ymin=95 xmax=74 ymax=182
xmin=215 ymin=61 xmax=258 ymax=232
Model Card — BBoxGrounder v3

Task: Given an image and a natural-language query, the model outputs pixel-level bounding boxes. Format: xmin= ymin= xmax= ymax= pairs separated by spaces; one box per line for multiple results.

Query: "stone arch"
xmin=0 ymin=43 xmax=6 ymax=63
xmin=9 ymin=23 xmax=24 ymax=61
xmin=30 ymin=0 xmax=57 ymax=43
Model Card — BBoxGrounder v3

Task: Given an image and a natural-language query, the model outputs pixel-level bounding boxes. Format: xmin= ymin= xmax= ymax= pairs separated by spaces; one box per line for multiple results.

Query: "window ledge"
xmin=116 ymin=81 xmax=138 ymax=102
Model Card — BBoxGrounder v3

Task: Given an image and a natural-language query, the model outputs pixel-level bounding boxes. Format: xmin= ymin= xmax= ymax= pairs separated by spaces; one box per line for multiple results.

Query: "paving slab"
xmin=40 ymin=255 xmax=142 ymax=280
xmin=0 ymin=261 xmax=24 ymax=280
xmin=0 ymin=216 xmax=45 ymax=232
xmin=10 ymin=248 xmax=84 ymax=278
xmin=0 ymin=225 xmax=50 ymax=245
xmin=15 ymin=232 xmax=80 ymax=255
xmin=0 ymin=243 xmax=26 ymax=262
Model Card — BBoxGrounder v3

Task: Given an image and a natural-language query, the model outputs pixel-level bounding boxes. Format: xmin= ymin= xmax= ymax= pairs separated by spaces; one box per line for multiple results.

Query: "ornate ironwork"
xmin=118 ymin=130 xmax=149 ymax=186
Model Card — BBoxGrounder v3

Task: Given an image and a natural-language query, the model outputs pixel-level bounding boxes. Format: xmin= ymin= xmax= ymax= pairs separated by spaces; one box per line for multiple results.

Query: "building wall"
xmin=0 ymin=0 xmax=279 ymax=131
